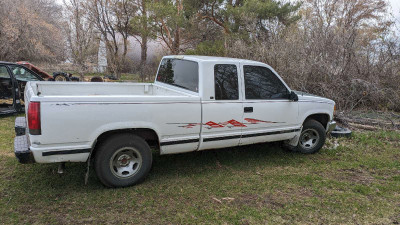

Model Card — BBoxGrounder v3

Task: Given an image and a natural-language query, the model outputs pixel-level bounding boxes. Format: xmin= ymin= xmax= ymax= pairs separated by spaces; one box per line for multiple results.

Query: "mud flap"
xmin=85 ymin=150 xmax=92 ymax=185
xmin=285 ymin=126 xmax=302 ymax=147
xmin=85 ymin=140 xmax=97 ymax=185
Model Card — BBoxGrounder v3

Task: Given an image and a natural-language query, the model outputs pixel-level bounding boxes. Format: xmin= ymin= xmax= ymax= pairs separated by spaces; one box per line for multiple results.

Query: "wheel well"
xmin=91 ymin=128 xmax=159 ymax=158
xmin=304 ymin=114 xmax=329 ymax=128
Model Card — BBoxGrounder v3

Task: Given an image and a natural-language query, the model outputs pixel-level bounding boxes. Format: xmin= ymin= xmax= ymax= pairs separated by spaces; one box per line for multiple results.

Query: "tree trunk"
xmin=140 ymin=35 xmax=147 ymax=65
xmin=122 ymin=36 xmax=128 ymax=62
xmin=140 ymin=0 xmax=148 ymax=65
xmin=172 ymin=26 xmax=180 ymax=54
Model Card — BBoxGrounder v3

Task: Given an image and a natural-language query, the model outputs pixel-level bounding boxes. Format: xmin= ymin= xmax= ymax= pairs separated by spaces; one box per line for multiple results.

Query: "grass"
xmin=1 ymin=115 xmax=400 ymax=224
xmin=82 ymin=72 xmax=142 ymax=82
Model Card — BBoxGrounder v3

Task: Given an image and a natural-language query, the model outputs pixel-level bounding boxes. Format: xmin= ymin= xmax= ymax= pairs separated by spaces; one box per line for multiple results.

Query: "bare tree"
xmin=0 ymin=0 xmax=65 ymax=62
xmin=64 ymin=0 xmax=98 ymax=78
xmin=114 ymin=0 xmax=136 ymax=64
xmin=130 ymin=0 xmax=151 ymax=66
xmin=86 ymin=0 xmax=120 ymax=77
xmin=86 ymin=0 xmax=137 ymax=77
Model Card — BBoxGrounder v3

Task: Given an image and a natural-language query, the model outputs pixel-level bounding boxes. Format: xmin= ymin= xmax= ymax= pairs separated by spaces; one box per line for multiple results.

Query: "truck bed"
xmin=24 ymin=81 xmax=202 ymax=163
xmin=29 ymin=82 xmax=192 ymax=97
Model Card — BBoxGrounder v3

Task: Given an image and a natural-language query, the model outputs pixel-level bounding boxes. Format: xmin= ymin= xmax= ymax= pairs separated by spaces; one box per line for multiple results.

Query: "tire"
xmin=53 ymin=73 xmax=70 ymax=81
xmin=94 ymin=133 xmax=152 ymax=188
xmin=291 ymin=119 xmax=326 ymax=154
xmin=70 ymin=76 xmax=80 ymax=82
xmin=90 ymin=76 xmax=103 ymax=82
xmin=331 ymin=126 xmax=352 ymax=138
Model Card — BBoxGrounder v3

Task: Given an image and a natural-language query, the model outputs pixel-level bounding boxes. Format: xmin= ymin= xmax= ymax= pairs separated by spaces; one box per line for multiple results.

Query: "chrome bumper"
xmin=326 ymin=120 xmax=337 ymax=134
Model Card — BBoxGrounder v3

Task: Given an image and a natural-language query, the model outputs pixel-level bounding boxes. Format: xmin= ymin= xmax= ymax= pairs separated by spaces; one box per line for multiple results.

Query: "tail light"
xmin=28 ymin=102 xmax=41 ymax=135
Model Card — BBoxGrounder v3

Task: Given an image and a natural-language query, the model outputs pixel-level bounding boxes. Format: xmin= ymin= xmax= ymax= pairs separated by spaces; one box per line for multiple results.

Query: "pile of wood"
xmin=335 ymin=111 xmax=400 ymax=131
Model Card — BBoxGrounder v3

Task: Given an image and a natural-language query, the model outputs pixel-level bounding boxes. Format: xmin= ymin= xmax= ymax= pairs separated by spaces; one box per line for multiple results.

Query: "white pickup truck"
xmin=14 ymin=55 xmax=336 ymax=187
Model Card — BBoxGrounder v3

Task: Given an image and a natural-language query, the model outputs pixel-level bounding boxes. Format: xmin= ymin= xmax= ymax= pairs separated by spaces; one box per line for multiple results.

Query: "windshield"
xmin=156 ymin=59 xmax=199 ymax=92
xmin=9 ymin=65 xmax=40 ymax=82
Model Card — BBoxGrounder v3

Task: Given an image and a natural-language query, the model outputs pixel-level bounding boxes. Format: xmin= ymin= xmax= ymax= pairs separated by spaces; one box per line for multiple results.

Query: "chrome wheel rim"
xmin=299 ymin=128 xmax=320 ymax=150
xmin=109 ymin=147 xmax=142 ymax=179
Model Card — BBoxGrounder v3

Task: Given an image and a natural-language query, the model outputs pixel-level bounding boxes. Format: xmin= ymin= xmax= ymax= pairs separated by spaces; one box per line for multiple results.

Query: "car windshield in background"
xmin=156 ymin=59 xmax=199 ymax=92
xmin=9 ymin=65 xmax=40 ymax=82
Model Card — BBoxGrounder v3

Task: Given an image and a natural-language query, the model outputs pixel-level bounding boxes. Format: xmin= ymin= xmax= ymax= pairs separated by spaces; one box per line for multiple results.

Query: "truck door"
xmin=0 ymin=65 xmax=15 ymax=114
xmin=8 ymin=65 xmax=41 ymax=108
xmin=199 ymin=63 xmax=244 ymax=150
xmin=240 ymin=64 xmax=299 ymax=145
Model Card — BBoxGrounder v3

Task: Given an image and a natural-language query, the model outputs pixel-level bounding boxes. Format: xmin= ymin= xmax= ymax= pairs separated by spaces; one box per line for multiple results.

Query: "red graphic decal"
xmin=227 ymin=119 xmax=247 ymax=127
xmin=180 ymin=123 xmax=199 ymax=129
xmin=205 ymin=121 xmax=224 ymax=128
xmin=169 ymin=118 xmax=283 ymax=129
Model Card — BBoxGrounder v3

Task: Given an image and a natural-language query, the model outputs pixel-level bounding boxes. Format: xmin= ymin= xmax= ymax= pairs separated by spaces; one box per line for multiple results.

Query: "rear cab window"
xmin=156 ymin=58 xmax=199 ymax=92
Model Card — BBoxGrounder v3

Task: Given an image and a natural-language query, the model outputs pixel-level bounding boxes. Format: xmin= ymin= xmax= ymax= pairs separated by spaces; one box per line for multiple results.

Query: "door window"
xmin=0 ymin=66 xmax=12 ymax=98
xmin=214 ymin=64 xmax=239 ymax=100
xmin=0 ymin=66 xmax=10 ymax=79
xmin=243 ymin=65 xmax=289 ymax=99
xmin=0 ymin=66 xmax=14 ymax=111
xmin=9 ymin=65 xmax=40 ymax=82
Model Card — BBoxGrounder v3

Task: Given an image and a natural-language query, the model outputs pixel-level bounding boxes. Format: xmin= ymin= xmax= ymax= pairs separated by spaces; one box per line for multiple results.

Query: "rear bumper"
xmin=326 ymin=120 xmax=337 ymax=134
xmin=14 ymin=117 xmax=35 ymax=164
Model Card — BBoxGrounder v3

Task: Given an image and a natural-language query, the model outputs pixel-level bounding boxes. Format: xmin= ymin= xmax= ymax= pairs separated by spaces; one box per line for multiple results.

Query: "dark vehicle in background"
xmin=1 ymin=61 xmax=116 ymax=115
xmin=17 ymin=62 xmax=78 ymax=81
xmin=16 ymin=61 xmax=53 ymax=80
xmin=0 ymin=61 xmax=43 ymax=115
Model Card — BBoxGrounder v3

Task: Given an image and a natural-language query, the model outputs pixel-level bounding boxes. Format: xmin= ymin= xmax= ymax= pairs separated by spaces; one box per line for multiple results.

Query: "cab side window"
xmin=214 ymin=64 xmax=239 ymax=100
xmin=243 ymin=65 xmax=288 ymax=99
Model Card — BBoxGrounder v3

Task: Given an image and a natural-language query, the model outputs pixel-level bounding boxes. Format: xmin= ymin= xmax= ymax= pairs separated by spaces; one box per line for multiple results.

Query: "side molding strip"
xmin=42 ymin=148 xmax=91 ymax=156
xmin=241 ymin=129 xmax=301 ymax=138
xmin=160 ymin=138 xmax=200 ymax=146
xmin=159 ymin=129 xmax=301 ymax=146
xmin=203 ymin=129 xmax=301 ymax=142
xmin=203 ymin=135 xmax=242 ymax=142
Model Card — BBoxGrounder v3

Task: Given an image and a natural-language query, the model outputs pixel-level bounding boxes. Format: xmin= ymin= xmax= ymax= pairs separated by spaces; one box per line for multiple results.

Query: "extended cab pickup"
xmin=14 ymin=55 xmax=336 ymax=187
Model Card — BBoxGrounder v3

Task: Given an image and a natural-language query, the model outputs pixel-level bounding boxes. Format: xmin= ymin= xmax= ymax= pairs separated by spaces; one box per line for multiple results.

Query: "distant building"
xmin=96 ymin=38 xmax=107 ymax=73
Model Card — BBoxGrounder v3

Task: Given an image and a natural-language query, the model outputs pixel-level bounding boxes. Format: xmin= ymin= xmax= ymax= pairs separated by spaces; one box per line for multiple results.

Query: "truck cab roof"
xmin=163 ymin=55 xmax=263 ymax=64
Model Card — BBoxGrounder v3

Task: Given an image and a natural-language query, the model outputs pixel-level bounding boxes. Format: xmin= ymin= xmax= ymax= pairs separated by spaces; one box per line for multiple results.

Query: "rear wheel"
xmin=290 ymin=119 xmax=326 ymax=154
xmin=94 ymin=133 xmax=152 ymax=187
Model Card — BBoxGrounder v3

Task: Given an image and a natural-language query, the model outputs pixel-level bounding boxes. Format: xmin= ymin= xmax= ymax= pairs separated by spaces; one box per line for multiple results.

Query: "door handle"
xmin=244 ymin=107 xmax=253 ymax=113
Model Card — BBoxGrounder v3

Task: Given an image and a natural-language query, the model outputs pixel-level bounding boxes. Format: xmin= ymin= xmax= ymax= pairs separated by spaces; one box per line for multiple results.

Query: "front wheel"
xmin=94 ymin=133 xmax=152 ymax=187
xmin=292 ymin=119 xmax=326 ymax=154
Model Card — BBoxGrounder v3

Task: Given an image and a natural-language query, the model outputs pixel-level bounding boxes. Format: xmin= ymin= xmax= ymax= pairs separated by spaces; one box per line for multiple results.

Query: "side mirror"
xmin=289 ymin=91 xmax=298 ymax=102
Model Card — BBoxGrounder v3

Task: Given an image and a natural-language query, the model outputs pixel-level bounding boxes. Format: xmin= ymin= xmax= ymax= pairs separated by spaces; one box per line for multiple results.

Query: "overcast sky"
xmin=389 ymin=0 xmax=400 ymax=23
